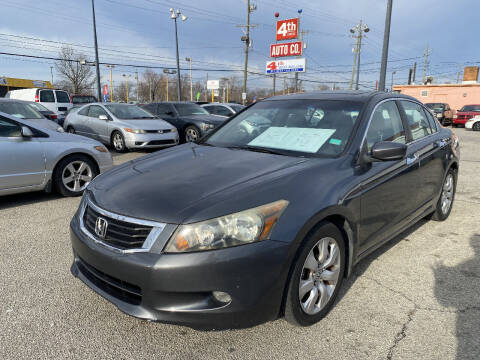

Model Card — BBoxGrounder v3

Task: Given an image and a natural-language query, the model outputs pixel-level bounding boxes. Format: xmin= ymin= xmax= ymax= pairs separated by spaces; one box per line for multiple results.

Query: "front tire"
xmin=53 ymin=155 xmax=98 ymax=197
xmin=431 ymin=168 xmax=456 ymax=221
xmin=473 ymin=122 xmax=480 ymax=131
xmin=284 ymin=222 xmax=345 ymax=326
xmin=111 ymin=131 xmax=127 ymax=152
xmin=184 ymin=125 xmax=201 ymax=143
xmin=66 ymin=126 xmax=75 ymax=134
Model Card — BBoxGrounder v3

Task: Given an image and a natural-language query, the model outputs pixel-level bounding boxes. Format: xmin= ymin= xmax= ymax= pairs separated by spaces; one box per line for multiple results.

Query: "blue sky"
xmin=0 ymin=0 xmax=477 ymax=91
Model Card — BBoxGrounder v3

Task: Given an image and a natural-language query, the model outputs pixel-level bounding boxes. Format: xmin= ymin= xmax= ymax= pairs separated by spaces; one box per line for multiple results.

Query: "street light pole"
xmin=90 ymin=0 xmax=102 ymax=101
xmin=391 ymin=71 xmax=396 ymax=91
xmin=163 ymin=69 xmax=177 ymax=102
xmin=106 ymin=64 xmax=114 ymax=102
xmin=185 ymin=57 xmax=193 ymax=101
xmin=122 ymin=74 xmax=131 ymax=103
xmin=378 ymin=0 xmax=393 ymax=92
xmin=170 ymin=9 xmax=187 ymax=101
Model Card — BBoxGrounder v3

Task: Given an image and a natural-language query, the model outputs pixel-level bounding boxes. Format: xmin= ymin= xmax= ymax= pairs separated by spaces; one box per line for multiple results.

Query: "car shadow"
xmin=0 ymin=191 xmax=63 ymax=211
xmin=336 ymin=219 xmax=428 ymax=303
xmin=433 ymin=234 xmax=480 ymax=359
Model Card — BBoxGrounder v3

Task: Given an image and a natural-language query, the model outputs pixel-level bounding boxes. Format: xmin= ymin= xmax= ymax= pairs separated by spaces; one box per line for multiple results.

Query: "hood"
xmin=21 ymin=118 xmax=62 ymax=132
xmin=118 ymin=118 xmax=175 ymax=130
xmin=181 ymin=114 xmax=226 ymax=124
xmin=90 ymin=143 xmax=309 ymax=223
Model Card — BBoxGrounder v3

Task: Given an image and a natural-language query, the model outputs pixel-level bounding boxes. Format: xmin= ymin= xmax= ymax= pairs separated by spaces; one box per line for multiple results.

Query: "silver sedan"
xmin=0 ymin=111 xmax=113 ymax=197
xmin=64 ymin=103 xmax=179 ymax=152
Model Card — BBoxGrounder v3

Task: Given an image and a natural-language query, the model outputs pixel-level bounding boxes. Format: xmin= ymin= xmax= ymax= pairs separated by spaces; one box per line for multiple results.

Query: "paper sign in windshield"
xmin=248 ymin=127 xmax=336 ymax=153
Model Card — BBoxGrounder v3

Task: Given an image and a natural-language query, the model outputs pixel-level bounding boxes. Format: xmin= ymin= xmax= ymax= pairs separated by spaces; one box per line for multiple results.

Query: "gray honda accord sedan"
xmin=69 ymin=91 xmax=459 ymax=329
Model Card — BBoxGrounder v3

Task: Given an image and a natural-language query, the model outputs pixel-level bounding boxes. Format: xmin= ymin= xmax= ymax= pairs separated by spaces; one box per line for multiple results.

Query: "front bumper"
xmin=69 ymin=216 xmax=291 ymax=329
xmin=123 ymin=131 xmax=180 ymax=149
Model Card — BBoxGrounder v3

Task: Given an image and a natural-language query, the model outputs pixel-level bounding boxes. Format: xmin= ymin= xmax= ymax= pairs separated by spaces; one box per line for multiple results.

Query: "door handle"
xmin=406 ymin=153 xmax=418 ymax=165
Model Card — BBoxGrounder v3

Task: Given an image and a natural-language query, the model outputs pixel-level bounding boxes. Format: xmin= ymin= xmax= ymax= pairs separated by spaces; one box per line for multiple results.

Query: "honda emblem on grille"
xmin=95 ymin=217 xmax=108 ymax=239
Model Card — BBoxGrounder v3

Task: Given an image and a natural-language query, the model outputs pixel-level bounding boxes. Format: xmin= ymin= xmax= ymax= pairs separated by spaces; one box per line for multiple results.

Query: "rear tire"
xmin=431 ymin=168 xmax=456 ymax=221
xmin=284 ymin=222 xmax=345 ymax=327
xmin=53 ymin=155 xmax=98 ymax=197
xmin=473 ymin=122 xmax=480 ymax=131
xmin=67 ymin=126 xmax=75 ymax=134
xmin=184 ymin=125 xmax=201 ymax=143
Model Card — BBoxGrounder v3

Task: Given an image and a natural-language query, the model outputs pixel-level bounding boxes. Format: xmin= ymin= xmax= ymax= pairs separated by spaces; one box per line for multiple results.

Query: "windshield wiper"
xmin=226 ymin=145 xmax=289 ymax=156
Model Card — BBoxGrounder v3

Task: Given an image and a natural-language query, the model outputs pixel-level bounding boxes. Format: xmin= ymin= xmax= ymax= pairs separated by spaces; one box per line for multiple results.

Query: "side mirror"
xmin=21 ymin=126 xmax=34 ymax=138
xmin=371 ymin=141 xmax=407 ymax=161
xmin=164 ymin=111 xmax=174 ymax=117
xmin=99 ymin=115 xmax=109 ymax=121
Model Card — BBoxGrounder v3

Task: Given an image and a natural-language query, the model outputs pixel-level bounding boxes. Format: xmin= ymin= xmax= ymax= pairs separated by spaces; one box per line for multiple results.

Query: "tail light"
xmin=35 ymin=94 xmax=39 ymax=102
xmin=51 ymin=114 xmax=57 ymax=120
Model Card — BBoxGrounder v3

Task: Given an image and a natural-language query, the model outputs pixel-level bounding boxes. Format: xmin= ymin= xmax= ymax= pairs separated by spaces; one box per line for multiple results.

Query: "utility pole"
xmin=294 ymin=30 xmax=308 ymax=93
xmin=106 ymin=64 xmax=114 ymax=102
xmin=349 ymin=20 xmax=369 ymax=90
xmin=135 ymin=70 xmax=139 ymax=102
xmin=205 ymin=72 xmax=208 ymax=102
xmin=240 ymin=0 xmax=256 ymax=105
xmin=50 ymin=66 xmax=54 ymax=85
xmin=413 ymin=62 xmax=417 ymax=84
xmin=349 ymin=35 xmax=359 ymax=90
xmin=456 ymin=64 xmax=462 ymax=84
xmin=378 ymin=0 xmax=393 ymax=92
xmin=422 ymin=45 xmax=431 ymax=84
xmin=122 ymin=74 xmax=131 ymax=103
xmin=90 ymin=0 xmax=102 ymax=102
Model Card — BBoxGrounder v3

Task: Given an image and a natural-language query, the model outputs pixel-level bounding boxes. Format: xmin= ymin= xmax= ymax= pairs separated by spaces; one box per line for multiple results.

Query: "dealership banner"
xmin=270 ymin=41 xmax=303 ymax=58
xmin=266 ymin=58 xmax=306 ymax=74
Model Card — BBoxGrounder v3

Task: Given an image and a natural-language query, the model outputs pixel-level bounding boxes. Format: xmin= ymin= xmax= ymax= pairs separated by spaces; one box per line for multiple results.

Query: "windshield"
xmin=205 ymin=99 xmax=364 ymax=157
xmin=175 ymin=103 xmax=209 ymax=116
xmin=28 ymin=103 xmax=50 ymax=112
xmin=425 ymin=103 xmax=445 ymax=111
xmin=460 ymin=105 xmax=480 ymax=112
xmin=0 ymin=102 xmax=44 ymax=119
xmin=105 ymin=104 xmax=156 ymax=119
xmin=230 ymin=104 xmax=245 ymax=113
xmin=72 ymin=96 xmax=97 ymax=104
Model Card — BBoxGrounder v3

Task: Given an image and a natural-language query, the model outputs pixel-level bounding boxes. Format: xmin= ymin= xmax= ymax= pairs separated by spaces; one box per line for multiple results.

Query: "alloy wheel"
xmin=441 ymin=173 xmax=454 ymax=215
xmin=299 ymin=237 xmax=341 ymax=315
xmin=62 ymin=161 xmax=93 ymax=193
xmin=113 ymin=132 xmax=125 ymax=151
xmin=185 ymin=127 xmax=199 ymax=142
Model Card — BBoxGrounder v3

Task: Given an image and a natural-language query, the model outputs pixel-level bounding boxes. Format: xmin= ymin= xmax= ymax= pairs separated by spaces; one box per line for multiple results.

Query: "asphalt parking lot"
xmin=0 ymin=128 xmax=479 ymax=360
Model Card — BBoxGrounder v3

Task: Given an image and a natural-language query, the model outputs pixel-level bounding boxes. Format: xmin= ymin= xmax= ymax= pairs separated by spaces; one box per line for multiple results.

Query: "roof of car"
xmin=266 ymin=90 xmax=416 ymax=102
xmin=0 ymin=98 xmax=32 ymax=103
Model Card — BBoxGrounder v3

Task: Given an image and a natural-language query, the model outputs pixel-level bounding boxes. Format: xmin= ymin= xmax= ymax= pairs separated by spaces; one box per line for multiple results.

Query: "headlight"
xmin=165 ymin=200 xmax=289 ymax=253
xmin=170 ymin=127 xmax=177 ymax=132
xmin=201 ymin=122 xmax=215 ymax=131
xmin=436 ymin=113 xmax=442 ymax=118
xmin=124 ymin=128 xmax=146 ymax=134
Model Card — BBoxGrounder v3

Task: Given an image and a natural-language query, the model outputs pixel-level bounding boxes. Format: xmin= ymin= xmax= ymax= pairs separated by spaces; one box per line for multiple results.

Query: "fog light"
xmin=212 ymin=291 xmax=231 ymax=304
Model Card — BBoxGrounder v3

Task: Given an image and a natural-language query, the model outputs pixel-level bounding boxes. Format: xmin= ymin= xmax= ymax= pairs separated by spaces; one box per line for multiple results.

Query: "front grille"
xmin=83 ymin=205 xmax=152 ymax=250
xmin=77 ymin=256 xmax=142 ymax=305
xmin=148 ymin=139 xmax=176 ymax=146
xmin=145 ymin=129 xmax=172 ymax=134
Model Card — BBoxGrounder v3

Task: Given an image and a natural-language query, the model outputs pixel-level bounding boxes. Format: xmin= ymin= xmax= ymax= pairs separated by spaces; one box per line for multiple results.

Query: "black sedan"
xmin=70 ymin=91 xmax=459 ymax=329
xmin=141 ymin=102 xmax=227 ymax=142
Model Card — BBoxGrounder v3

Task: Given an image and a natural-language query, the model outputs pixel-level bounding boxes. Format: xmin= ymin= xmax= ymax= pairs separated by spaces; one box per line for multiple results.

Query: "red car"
xmin=453 ymin=104 xmax=480 ymax=127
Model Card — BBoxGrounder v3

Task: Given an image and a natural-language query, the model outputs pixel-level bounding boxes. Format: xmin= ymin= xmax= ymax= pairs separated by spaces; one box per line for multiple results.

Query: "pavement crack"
xmin=386 ymin=307 xmax=417 ymax=360
xmin=363 ymin=275 xmax=416 ymax=305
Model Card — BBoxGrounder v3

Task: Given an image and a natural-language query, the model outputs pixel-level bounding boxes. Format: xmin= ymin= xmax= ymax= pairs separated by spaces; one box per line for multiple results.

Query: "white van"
xmin=6 ymin=88 xmax=72 ymax=117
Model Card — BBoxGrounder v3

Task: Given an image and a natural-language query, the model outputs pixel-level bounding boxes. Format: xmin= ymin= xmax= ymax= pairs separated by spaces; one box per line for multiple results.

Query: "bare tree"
xmin=115 ymin=81 xmax=133 ymax=103
xmin=55 ymin=47 xmax=95 ymax=95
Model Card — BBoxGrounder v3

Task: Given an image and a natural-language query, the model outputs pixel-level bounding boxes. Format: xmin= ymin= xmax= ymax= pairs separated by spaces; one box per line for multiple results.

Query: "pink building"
xmin=393 ymin=83 xmax=480 ymax=111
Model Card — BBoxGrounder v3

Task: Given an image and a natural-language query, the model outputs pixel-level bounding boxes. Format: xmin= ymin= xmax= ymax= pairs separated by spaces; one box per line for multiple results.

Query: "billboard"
xmin=270 ymin=41 xmax=302 ymax=58
xmin=276 ymin=18 xmax=299 ymax=41
xmin=266 ymin=58 xmax=306 ymax=74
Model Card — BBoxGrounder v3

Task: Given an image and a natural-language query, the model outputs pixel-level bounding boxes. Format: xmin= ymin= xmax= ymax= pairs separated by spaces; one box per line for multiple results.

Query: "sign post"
xmin=207 ymin=80 xmax=220 ymax=103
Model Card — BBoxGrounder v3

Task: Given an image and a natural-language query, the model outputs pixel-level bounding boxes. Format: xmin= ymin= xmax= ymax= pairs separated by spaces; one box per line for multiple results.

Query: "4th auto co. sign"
xmin=270 ymin=41 xmax=302 ymax=57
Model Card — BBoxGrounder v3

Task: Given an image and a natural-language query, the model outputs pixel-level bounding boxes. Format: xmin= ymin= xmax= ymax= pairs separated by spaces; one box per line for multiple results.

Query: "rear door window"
xmin=55 ymin=91 xmax=70 ymax=103
xmin=215 ymin=106 xmax=234 ymax=116
xmin=157 ymin=104 xmax=174 ymax=117
xmin=400 ymin=101 xmax=432 ymax=141
xmin=40 ymin=90 xmax=55 ymax=103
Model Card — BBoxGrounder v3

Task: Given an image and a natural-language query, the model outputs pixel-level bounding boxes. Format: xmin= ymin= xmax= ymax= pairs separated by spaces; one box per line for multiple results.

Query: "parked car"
xmin=64 ymin=103 xmax=179 ymax=152
xmin=424 ymin=102 xmax=453 ymax=125
xmin=69 ymin=91 xmax=459 ymax=329
xmin=201 ymin=103 xmax=245 ymax=117
xmin=71 ymin=95 xmax=98 ymax=105
xmin=0 ymin=99 xmax=64 ymax=131
xmin=453 ymin=104 xmax=480 ymax=127
xmin=5 ymin=88 xmax=72 ymax=117
xmin=141 ymin=102 xmax=227 ymax=142
xmin=465 ymin=115 xmax=480 ymax=131
xmin=28 ymin=102 xmax=65 ymax=126
xmin=0 ymin=110 xmax=113 ymax=197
